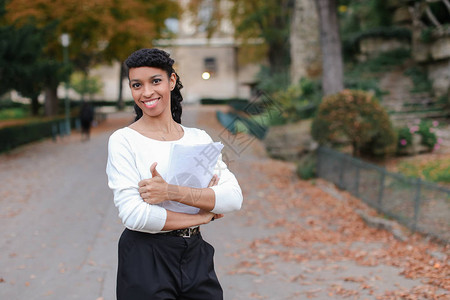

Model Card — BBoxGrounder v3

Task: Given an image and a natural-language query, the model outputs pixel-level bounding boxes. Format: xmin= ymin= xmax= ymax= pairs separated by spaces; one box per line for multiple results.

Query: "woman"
xmin=106 ymin=48 xmax=243 ymax=300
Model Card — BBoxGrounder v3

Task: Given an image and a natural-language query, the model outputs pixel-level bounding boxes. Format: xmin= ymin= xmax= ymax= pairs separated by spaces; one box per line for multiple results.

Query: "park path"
xmin=0 ymin=105 xmax=448 ymax=300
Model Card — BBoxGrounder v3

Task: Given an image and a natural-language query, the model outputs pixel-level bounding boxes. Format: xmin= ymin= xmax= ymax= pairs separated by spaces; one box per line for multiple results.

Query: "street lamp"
xmin=60 ymin=33 xmax=71 ymax=135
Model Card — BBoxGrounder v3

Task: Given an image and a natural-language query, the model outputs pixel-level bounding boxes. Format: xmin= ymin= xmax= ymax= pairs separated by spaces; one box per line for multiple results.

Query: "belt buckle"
xmin=183 ymin=228 xmax=191 ymax=238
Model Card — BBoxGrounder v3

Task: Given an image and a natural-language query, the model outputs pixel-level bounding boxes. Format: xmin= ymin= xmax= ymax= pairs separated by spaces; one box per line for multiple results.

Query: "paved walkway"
xmin=0 ymin=105 xmax=448 ymax=299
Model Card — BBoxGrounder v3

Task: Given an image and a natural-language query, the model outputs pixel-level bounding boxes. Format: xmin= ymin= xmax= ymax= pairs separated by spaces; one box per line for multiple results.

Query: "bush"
xmin=70 ymin=72 xmax=103 ymax=100
xmin=396 ymin=120 xmax=440 ymax=154
xmin=296 ymin=152 xmax=317 ymax=180
xmin=404 ymin=67 xmax=433 ymax=94
xmin=255 ymin=66 xmax=290 ymax=96
xmin=311 ymin=89 xmax=397 ymax=156
xmin=200 ymin=98 xmax=248 ymax=105
xmin=271 ymin=78 xmax=322 ymax=123
xmin=396 ymin=126 xmax=413 ymax=152
xmin=0 ymin=99 xmax=28 ymax=110
xmin=418 ymin=120 xmax=438 ymax=149
xmin=0 ymin=117 xmax=76 ymax=152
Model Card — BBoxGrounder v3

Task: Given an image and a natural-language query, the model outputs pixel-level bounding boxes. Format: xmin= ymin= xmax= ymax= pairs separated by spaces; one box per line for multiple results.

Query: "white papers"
xmin=160 ymin=142 xmax=224 ymax=214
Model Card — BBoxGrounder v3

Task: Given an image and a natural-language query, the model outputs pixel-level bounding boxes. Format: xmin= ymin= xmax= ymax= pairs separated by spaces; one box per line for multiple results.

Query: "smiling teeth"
xmin=144 ymin=99 xmax=158 ymax=106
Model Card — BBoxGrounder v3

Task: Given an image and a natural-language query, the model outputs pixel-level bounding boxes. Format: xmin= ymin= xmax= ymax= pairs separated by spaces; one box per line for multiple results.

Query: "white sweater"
xmin=106 ymin=125 xmax=243 ymax=233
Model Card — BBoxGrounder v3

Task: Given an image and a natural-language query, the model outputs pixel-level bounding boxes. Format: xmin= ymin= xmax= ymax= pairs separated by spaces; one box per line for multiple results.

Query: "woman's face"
xmin=129 ymin=67 xmax=176 ymax=120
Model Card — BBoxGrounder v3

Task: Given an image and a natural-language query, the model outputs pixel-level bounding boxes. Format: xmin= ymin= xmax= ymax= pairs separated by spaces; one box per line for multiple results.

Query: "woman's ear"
xmin=170 ymin=73 xmax=177 ymax=90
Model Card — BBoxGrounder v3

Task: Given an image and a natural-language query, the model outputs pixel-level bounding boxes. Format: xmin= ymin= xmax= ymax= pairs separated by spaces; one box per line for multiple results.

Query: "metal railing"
xmin=317 ymin=146 xmax=450 ymax=243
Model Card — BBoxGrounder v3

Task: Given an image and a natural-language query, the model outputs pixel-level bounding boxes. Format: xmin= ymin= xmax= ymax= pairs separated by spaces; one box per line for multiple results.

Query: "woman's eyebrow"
xmin=130 ymin=74 xmax=163 ymax=82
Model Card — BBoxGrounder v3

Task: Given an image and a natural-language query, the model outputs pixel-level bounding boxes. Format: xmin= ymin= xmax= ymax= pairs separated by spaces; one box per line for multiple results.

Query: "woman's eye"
xmin=152 ymin=78 xmax=161 ymax=84
xmin=131 ymin=83 xmax=141 ymax=88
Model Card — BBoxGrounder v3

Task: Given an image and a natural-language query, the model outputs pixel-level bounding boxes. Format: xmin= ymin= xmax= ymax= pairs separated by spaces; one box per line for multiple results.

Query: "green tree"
xmin=189 ymin=0 xmax=295 ymax=74
xmin=70 ymin=72 xmax=102 ymax=101
xmin=0 ymin=2 xmax=64 ymax=116
xmin=229 ymin=0 xmax=295 ymax=73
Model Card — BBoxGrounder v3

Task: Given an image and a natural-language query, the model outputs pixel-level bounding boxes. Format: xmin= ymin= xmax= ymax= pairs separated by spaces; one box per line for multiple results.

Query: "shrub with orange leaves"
xmin=311 ymin=89 xmax=397 ymax=156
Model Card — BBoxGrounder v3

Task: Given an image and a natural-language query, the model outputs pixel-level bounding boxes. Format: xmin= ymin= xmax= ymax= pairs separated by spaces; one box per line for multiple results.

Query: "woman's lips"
xmin=142 ymin=98 xmax=160 ymax=108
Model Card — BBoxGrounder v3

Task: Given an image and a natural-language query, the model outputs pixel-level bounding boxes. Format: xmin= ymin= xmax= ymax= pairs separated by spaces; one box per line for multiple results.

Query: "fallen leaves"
xmin=229 ymin=156 xmax=450 ymax=298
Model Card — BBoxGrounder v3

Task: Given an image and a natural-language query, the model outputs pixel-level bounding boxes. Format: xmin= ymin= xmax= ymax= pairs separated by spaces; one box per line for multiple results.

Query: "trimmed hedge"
xmin=200 ymin=98 xmax=248 ymax=105
xmin=0 ymin=117 xmax=76 ymax=153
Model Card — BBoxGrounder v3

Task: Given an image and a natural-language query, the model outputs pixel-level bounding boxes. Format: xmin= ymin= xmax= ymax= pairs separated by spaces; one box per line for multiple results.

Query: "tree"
xmin=316 ymin=0 xmax=344 ymax=96
xmin=189 ymin=0 xmax=295 ymax=74
xmin=70 ymin=72 xmax=102 ymax=101
xmin=102 ymin=0 xmax=177 ymax=109
xmin=229 ymin=0 xmax=295 ymax=73
xmin=0 ymin=2 xmax=63 ymax=116
xmin=6 ymin=0 xmax=177 ymax=111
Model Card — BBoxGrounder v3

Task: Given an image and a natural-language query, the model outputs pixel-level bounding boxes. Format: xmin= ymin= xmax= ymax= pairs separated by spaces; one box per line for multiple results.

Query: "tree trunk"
xmin=31 ymin=95 xmax=39 ymax=116
xmin=268 ymin=42 xmax=290 ymax=74
xmin=290 ymin=0 xmax=322 ymax=83
xmin=316 ymin=0 xmax=344 ymax=96
xmin=117 ymin=62 xmax=125 ymax=110
xmin=44 ymin=86 xmax=59 ymax=116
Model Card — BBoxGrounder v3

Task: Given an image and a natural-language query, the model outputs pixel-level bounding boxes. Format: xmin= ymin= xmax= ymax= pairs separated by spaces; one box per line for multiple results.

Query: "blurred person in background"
xmin=79 ymin=100 xmax=94 ymax=141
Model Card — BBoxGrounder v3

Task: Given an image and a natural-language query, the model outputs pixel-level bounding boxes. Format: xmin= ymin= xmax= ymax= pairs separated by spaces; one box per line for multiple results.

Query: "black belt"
xmin=160 ymin=227 xmax=200 ymax=238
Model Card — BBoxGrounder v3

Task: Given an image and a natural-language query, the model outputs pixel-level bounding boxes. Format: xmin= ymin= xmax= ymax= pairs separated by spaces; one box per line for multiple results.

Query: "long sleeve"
xmin=106 ymin=131 xmax=167 ymax=233
xmin=210 ymin=152 xmax=243 ymax=214
xmin=198 ymin=130 xmax=243 ymax=214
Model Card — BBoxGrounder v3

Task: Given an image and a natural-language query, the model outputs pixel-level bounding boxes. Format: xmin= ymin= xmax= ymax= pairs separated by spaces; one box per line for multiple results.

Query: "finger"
xmin=214 ymin=214 xmax=224 ymax=219
xmin=207 ymin=175 xmax=217 ymax=187
xmin=150 ymin=162 xmax=160 ymax=178
xmin=138 ymin=180 xmax=147 ymax=187
xmin=208 ymin=175 xmax=220 ymax=187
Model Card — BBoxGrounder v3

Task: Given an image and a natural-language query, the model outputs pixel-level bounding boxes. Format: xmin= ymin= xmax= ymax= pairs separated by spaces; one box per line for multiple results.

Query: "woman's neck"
xmin=139 ymin=113 xmax=178 ymax=132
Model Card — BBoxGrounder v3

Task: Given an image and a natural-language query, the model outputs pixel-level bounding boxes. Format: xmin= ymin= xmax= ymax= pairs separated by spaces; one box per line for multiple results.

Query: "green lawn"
xmin=0 ymin=108 xmax=28 ymax=120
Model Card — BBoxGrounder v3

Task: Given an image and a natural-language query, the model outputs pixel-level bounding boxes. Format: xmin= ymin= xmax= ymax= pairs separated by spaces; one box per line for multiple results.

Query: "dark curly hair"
xmin=124 ymin=48 xmax=183 ymax=123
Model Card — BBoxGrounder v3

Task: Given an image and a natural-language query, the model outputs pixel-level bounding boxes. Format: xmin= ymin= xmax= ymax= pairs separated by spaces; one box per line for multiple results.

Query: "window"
xmin=202 ymin=57 xmax=217 ymax=80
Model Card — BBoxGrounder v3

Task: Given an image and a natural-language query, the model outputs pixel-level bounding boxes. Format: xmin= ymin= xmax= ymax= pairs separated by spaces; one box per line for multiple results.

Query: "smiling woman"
xmin=129 ymin=67 xmax=176 ymax=122
xmin=106 ymin=48 xmax=243 ymax=300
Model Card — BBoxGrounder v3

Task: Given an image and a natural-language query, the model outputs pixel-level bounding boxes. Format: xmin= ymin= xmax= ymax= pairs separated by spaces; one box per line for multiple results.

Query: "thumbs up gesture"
xmin=138 ymin=162 xmax=169 ymax=205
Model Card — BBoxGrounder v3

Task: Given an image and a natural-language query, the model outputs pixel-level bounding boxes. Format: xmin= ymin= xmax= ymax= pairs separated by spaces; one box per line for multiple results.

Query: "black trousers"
xmin=117 ymin=229 xmax=223 ymax=300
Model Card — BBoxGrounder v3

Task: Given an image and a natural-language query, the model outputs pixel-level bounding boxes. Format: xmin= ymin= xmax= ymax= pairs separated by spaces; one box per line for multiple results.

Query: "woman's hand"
xmin=138 ymin=162 xmax=169 ymax=205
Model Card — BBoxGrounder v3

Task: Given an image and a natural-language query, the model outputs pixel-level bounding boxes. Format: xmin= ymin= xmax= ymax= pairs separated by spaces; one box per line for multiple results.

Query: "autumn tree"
xmin=6 ymin=0 xmax=177 ymax=113
xmin=102 ymin=0 xmax=177 ymax=109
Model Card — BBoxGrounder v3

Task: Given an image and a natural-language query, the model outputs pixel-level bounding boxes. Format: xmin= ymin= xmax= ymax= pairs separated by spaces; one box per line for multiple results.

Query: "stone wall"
xmin=357 ymin=37 xmax=410 ymax=62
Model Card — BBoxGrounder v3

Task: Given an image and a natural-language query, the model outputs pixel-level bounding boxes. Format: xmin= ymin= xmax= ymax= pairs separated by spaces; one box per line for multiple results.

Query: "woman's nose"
xmin=143 ymin=84 xmax=153 ymax=97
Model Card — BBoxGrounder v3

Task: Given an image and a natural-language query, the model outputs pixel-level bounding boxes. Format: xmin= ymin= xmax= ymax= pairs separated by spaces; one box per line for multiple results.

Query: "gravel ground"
xmin=0 ymin=105 xmax=448 ymax=300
